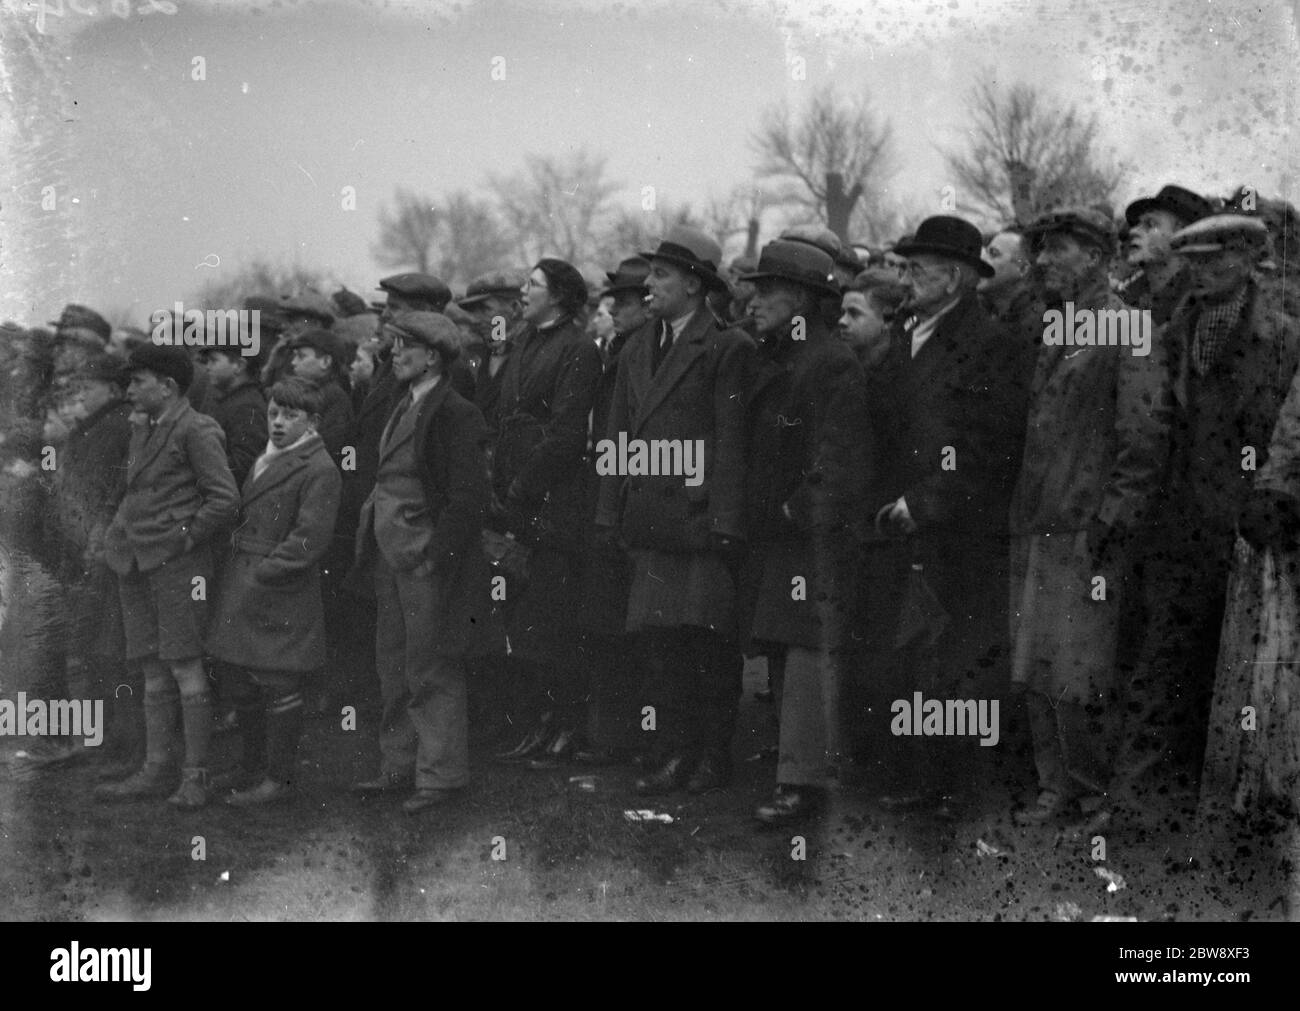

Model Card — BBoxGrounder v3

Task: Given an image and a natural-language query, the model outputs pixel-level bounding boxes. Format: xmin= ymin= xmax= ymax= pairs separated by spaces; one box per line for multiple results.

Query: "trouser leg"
xmin=776 ymin=645 xmax=839 ymax=787
xmin=141 ymin=658 xmax=180 ymax=768
xmin=694 ymin=629 xmax=741 ymax=763
xmin=220 ymin=663 xmax=266 ymax=775
xmin=1025 ymin=691 xmax=1069 ymax=799
xmin=374 ymin=558 xmax=417 ymax=777
xmin=259 ymin=670 xmax=305 ymax=786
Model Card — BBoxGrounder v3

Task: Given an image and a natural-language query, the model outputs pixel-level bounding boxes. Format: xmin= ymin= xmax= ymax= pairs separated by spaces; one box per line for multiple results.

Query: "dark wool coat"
xmin=1163 ymin=280 xmax=1300 ymax=540
xmin=205 ymin=378 xmax=266 ymax=489
xmin=594 ymin=307 xmax=755 ymax=633
xmin=206 ymin=434 xmax=341 ymax=672
xmin=355 ymin=380 xmax=504 ymax=658
xmin=311 ymin=376 xmax=356 ymax=469
xmin=47 ymin=398 xmax=131 ymax=579
xmin=104 ymin=399 xmax=239 ymax=576
xmin=872 ymin=291 xmax=1028 ymax=695
xmin=742 ymin=320 xmax=872 ymax=652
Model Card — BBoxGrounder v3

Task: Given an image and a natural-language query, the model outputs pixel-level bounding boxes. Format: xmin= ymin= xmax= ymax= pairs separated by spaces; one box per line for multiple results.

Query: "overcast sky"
xmin=0 ymin=0 xmax=1295 ymax=327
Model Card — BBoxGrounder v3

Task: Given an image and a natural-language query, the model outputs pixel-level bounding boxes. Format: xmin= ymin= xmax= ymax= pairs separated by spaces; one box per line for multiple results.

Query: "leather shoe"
xmin=494 ymin=719 xmax=554 ymax=762
xmin=635 ymin=754 xmax=694 ymax=796
xmin=686 ymin=753 xmax=732 ymax=794
xmin=226 ymin=777 xmax=291 ymax=807
xmin=526 ymin=727 xmax=579 ymax=770
xmin=755 ymin=785 xmax=824 ymax=825
xmin=351 ymin=772 xmax=413 ymax=795
xmin=402 ymin=787 xmax=465 ymax=814
xmin=1013 ymin=790 xmax=1069 ymax=827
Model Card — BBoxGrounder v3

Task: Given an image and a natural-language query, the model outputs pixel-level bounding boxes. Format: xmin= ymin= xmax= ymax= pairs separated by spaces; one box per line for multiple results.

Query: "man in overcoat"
xmin=594 ymin=226 xmax=756 ymax=795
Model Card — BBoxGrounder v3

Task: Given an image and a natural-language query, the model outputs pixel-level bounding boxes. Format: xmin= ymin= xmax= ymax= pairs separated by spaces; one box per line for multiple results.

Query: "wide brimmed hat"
xmin=1125 ymin=184 xmax=1214 ymax=228
xmin=893 ymin=216 xmax=994 ymax=277
xmin=640 ymin=226 xmax=730 ymax=292
xmin=48 ymin=303 xmax=111 ymax=343
xmin=600 ymin=256 xmax=652 ymax=298
xmin=739 ymin=240 xmax=841 ymax=298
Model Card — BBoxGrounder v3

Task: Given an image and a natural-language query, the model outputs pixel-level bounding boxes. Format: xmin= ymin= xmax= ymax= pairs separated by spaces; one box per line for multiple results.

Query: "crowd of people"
xmin=2 ymin=182 xmax=1299 ymax=907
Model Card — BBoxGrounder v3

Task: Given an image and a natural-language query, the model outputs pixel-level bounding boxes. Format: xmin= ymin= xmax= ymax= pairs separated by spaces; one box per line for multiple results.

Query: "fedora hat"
xmin=639 ymin=226 xmax=729 ymax=292
xmin=739 ymin=240 xmax=841 ymax=298
xmin=600 ymin=256 xmax=652 ymax=298
xmin=1125 ymin=184 xmax=1214 ymax=228
xmin=893 ymin=216 xmax=994 ymax=277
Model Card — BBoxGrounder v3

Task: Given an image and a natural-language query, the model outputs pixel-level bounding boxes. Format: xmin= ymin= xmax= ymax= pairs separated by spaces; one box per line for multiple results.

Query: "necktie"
xmin=652 ymin=321 xmax=674 ymax=375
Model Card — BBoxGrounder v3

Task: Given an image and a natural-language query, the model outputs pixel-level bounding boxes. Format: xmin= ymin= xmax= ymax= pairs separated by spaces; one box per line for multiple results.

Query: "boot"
xmin=227 ymin=776 xmax=290 ymax=807
xmin=167 ymin=766 xmax=208 ymax=809
xmin=93 ymin=692 xmax=178 ymax=800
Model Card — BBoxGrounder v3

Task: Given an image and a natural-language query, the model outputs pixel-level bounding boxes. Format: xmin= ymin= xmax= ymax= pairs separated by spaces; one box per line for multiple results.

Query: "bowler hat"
xmin=459 ymin=272 xmax=524 ymax=308
xmin=1170 ymin=213 xmax=1270 ymax=256
xmin=1125 ymin=184 xmax=1214 ymax=228
xmin=384 ymin=311 xmax=462 ymax=363
xmin=1025 ymin=206 xmax=1116 ymax=255
xmin=48 ymin=304 xmax=111 ymax=344
xmin=377 ymin=273 xmax=452 ymax=311
xmin=126 ymin=344 xmax=193 ymax=393
xmin=600 ymin=257 xmax=652 ymax=298
xmin=894 ymin=216 xmax=995 ymax=277
xmin=640 ymin=226 xmax=730 ymax=292
xmin=739 ymin=240 xmax=841 ymax=298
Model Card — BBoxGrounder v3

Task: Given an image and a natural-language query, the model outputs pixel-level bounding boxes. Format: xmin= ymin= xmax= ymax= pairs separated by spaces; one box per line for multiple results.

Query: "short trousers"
xmin=118 ymin=547 xmax=213 ymax=662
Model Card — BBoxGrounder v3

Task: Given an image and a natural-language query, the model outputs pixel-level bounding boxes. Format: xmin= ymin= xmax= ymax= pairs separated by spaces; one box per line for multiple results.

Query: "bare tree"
xmin=192 ymin=259 xmax=337 ymax=313
xmin=428 ymin=191 xmax=515 ymax=288
xmin=942 ymin=72 xmax=1127 ymax=225
xmin=372 ymin=186 xmax=439 ymax=275
xmin=752 ymin=85 xmax=895 ymax=243
xmin=489 ymin=150 xmax=620 ymax=271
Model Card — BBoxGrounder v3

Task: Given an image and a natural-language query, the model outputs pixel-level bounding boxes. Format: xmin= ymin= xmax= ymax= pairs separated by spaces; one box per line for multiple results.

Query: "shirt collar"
xmin=409 ymin=373 xmax=441 ymax=404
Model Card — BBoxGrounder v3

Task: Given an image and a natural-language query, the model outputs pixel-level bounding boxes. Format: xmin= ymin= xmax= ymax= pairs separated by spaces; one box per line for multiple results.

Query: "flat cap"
xmin=458 ymin=272 xmax=523 ymax=308
xmin=278 ymin=290 xmax=335 ymax=325
xmin=377 ymin=273 xmax=452 ymax=310
xmin=283 ymin=327 xmax=347 ymax=362
xmin=383 ymin=311 xmax=462 ymax=362
xmin=78 ymin=352 xmax=128 ymax=387
xmin=1025 ymin=206 xmax=1116 ymax=252
xmin=49 ymin=304 xmax=111 ymax=344
xmin=1170 ymin=213 xmax=1270 ymax=255
xmin=125 ymin=343 xmax=193 ymax=393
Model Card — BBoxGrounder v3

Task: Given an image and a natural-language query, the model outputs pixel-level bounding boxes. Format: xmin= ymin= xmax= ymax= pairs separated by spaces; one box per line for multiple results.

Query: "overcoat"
xmin=206 ymin=433 xmax=341 ymax=671
xmin=205 ymin=378 xmax=266 ymax=489
xmin=355 ymin=379 xmax=504 ymax=659
xmin=742 ymin=320 xmax=871 ymax=652
xmin=594 ymin=306 xmax=755 ymax=633
xmin=1163 ymin=279 xmax=1300 ymax=539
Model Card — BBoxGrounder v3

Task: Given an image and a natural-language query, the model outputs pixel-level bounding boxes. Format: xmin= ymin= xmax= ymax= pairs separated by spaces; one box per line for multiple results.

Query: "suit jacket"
xmin=355 ymin=378 xmax=503 ymax=657
xmin=104 ymin=399 xmax=239 ymax=575
xmin=595 ymin=305 xmax=755 ymax=552
xmin=206 ymin=433 xmax=341 ymax=671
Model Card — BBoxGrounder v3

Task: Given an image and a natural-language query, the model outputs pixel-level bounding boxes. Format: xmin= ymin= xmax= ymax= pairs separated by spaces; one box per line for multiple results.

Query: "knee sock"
xmin=265 ymin=689 xmax=305 ymax=786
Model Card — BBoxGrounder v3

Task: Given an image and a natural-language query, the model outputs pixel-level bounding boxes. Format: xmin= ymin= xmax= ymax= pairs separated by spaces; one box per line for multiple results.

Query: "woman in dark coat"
xmin=489 ymin=259 xmax=604 ymax=763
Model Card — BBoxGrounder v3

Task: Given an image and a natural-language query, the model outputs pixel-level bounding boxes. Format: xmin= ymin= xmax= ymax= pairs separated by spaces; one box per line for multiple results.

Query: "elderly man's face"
xmin=1185 ymin=247 xmax=1253 ymax=302
xmin=749 ymin=278 xmax=808 ymax=338
xmin=901 ymin=255 xmax=960 ymax=316
xmin=1127 ymin=209 xmax=1184 ymax=267
xmin=1035 ymin=232 xmax=1099 ymax=301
